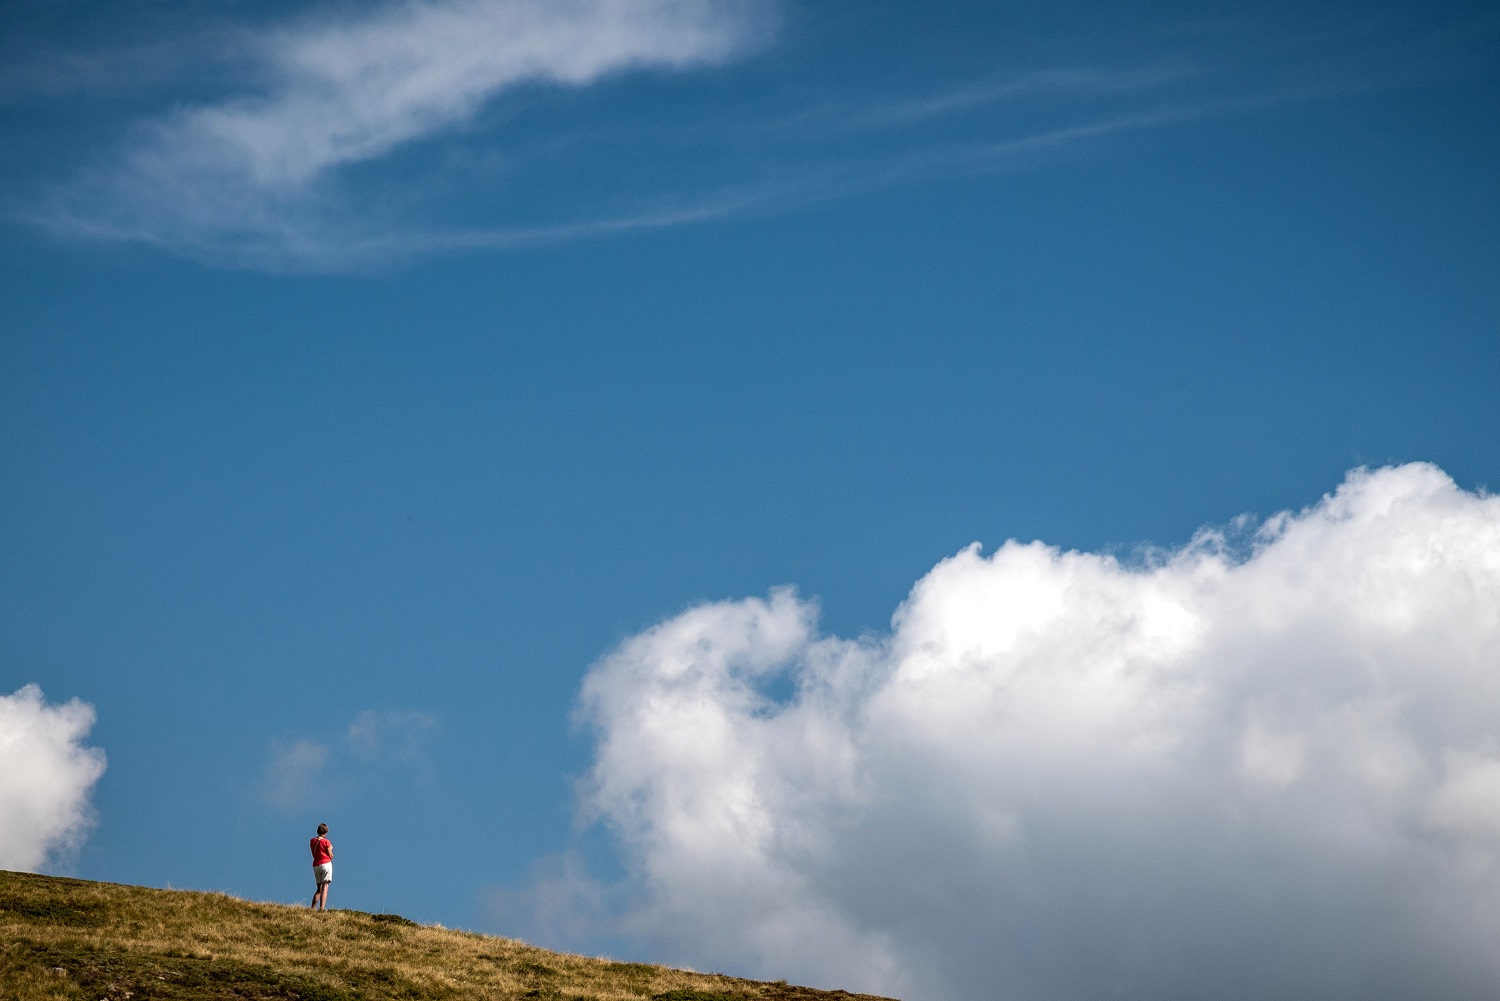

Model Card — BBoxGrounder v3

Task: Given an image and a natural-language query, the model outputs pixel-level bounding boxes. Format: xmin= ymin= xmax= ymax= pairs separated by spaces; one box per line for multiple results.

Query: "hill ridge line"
xmin=1 ymin=870 xmax=898 ymax=1001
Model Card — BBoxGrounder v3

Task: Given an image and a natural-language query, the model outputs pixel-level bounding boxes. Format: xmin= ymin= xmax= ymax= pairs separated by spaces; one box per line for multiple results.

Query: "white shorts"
xmin=314 ymin=863 xmax=333 ymax=885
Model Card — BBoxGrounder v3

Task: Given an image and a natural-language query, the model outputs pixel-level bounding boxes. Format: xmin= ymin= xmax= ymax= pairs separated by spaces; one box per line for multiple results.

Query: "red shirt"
xmin=310 ymin=836 xmax=333 ymax=866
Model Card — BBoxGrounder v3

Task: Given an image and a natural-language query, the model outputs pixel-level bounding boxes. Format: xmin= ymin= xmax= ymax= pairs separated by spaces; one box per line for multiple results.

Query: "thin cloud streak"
xmin=431 ymin=99 xmax=1255 ymax=253
xmin=366 ymin=185 xmax=793 ymax=256
xmin=327 ymin=91 xmax=1322 ymax=264
xmin=745 ymin=60 xmax=1204 ymax=137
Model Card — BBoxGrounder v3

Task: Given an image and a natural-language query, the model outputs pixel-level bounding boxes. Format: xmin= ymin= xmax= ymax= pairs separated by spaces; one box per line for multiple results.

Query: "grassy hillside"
xmin=0 ymin=871 xmax=895 ymax=1001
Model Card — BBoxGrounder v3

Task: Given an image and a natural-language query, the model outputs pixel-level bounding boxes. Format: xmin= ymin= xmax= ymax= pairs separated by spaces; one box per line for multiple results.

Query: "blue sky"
xmin=2 ymin=2 xmax=1499 ymax=998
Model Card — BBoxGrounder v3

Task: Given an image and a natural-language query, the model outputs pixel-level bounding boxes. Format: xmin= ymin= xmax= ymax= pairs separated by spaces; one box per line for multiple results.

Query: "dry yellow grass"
xmin=0 ymin=870 xmax=895 ymax=1001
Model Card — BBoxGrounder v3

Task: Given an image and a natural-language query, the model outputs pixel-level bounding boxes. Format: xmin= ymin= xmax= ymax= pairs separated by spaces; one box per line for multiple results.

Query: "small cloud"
xmin=260 ymin=738 xmax=331 ymax=811
xmin=346 ymin=709 xmax=439 ymax=764
xmin=0 ymin=684 xmax=107 ymax=872
xmin=259 ymin=709 xmax=439 ymax=811
xmin=484 ymin=853 xmax=615 ymax=949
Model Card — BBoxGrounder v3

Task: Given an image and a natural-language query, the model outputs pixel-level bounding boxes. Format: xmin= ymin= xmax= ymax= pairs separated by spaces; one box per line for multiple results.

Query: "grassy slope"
xmin=0 ymin=871 xmax=895 ymax=1001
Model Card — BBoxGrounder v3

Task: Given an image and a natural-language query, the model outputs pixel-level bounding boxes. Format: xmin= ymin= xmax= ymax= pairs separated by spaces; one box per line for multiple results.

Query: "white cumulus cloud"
xmin=574 ymin=463 xmax=1500 ymax=1000
xmin=40 ymin=0 xmax=769 ymax=265
xmin=0 ymin=685 xmax=107 ymax=872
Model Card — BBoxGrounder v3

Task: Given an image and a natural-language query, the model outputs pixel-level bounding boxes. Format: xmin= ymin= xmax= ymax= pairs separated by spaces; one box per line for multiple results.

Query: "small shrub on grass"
xmin=609 ymin=962 xmax=657 ymax=976
xmin=0 ymin=898 xmax=106 ymax=928
xmin=518 ymin=960 xmax=560 ymax=977
xmin=371 ymin=912 xmax=418 ymax=927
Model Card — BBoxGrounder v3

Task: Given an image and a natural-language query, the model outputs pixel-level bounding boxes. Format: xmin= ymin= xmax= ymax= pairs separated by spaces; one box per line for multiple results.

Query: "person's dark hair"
xmin=317 ymin=823 xmax=328 ymax=836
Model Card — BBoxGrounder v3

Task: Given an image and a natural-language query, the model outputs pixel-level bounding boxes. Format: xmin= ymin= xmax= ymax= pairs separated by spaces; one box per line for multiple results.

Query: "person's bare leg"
xmin=320 ymin=883 xmax=330 ymax=910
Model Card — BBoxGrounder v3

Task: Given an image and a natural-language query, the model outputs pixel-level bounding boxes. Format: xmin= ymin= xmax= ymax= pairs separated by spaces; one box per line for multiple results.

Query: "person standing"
xmin=310 ymin=823 xmax=334 ymax=910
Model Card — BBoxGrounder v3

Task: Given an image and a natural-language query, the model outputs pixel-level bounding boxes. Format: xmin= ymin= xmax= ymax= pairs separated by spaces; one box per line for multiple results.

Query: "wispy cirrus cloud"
xmin=29 ymin=0 xmax=771 ymax=267
xmin=16 ymin=5 xmax=1495 ymax=269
